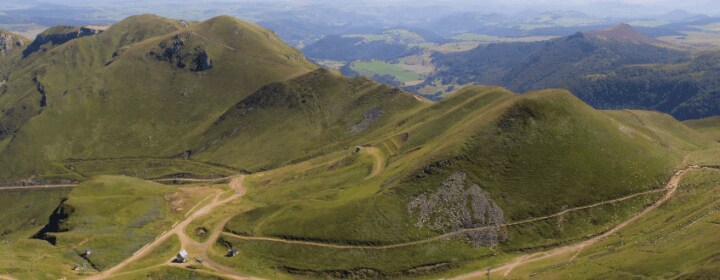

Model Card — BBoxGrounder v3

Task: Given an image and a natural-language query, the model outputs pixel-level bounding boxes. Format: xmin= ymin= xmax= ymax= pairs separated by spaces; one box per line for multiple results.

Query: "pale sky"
xmin=3 ymin=0 xmax=719 ymax=17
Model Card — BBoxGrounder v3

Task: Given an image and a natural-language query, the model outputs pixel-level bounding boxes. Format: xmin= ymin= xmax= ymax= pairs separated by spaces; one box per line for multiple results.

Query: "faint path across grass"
xmin=0 ymin=184 xmax=77 ymax=190
xmin=221 ymin=165 xmax=711 ymax=251
xmin=450 ymin=164 xmax=720 ymax=280
xmin=363 ymin=147 xmax=385 ymax=179
xmin=221 ymin=184 xmax=665 ymax=249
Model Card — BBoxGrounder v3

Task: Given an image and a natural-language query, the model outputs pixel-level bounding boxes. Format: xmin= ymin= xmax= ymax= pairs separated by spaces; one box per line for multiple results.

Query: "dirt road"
xmin=222 ymin=179 xmax=670 ymax=250
xmin=363 ymin=147 xmax=385 ymax=179
xmin=87 ymin=176 xmax=248 ymax=280
xmin=448 ymin=165 xmax=715 ymax=280
xmin=152 ymin=177 xmax=231 ymax=183
xmin=0 ymin=184 xmax=76 ymax=190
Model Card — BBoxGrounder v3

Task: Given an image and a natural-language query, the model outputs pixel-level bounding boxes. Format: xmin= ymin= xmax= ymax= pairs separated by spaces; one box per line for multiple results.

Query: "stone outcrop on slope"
xmin=407 ymin=171 xmax=507 ymax=246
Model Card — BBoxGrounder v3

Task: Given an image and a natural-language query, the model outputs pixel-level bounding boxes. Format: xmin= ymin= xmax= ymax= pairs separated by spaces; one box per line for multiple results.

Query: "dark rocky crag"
xmin=23 ymin=27 xmax=102 ymax=57
xmin=149 ymin=34 xmax=213 ymax=72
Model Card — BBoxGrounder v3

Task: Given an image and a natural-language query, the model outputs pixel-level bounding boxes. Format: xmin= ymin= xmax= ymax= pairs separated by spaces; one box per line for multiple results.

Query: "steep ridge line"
xmin=86 ymin=175 xmax=252 ymax=280
xmin=449 ymin=165 xmax=720 ymax=280
xmin=221 ymin=168 xmax=693 ymax=250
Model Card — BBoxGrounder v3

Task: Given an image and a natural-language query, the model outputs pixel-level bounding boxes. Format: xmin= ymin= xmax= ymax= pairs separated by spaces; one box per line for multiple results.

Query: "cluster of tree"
xmin=570 ymin=53 xmax=720 ymax=120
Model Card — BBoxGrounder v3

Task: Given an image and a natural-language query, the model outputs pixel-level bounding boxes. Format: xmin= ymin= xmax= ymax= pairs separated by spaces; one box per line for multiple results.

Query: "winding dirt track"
xmin=364 ymin=147 xmax=385 ymax=179
xmin=220 ymin=178 xmax=672 ymax=250
xmin=448 ymin=165 xmax=717 ymax=280
xmin=0 ymin=184 xmax=77 ymax=190
xmin=86 ymin=176 xmax=251 ymax=280
xmin=152 ymin=177 xmax=232 ymax=183
xmin=74 ymin=161 xmax=715 ymax=279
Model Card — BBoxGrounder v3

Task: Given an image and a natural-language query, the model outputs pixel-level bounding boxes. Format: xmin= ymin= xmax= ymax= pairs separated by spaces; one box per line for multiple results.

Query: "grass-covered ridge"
xmin=0 ymin=14 xmax=317 ymax=181
xmin=217 ymin=86 xmax=715 ymax=278
xmin=2 ymin=14 xmax=720 ymax=280
xmin=684 ymin=116 xmax=720 ymax=142
xmin=193 ymin=68 xmax=425 ymax=171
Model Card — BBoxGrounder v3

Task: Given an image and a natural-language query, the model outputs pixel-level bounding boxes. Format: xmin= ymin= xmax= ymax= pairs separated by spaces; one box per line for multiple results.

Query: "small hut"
xmin=175 ymin=250 xmax=189 ymax=263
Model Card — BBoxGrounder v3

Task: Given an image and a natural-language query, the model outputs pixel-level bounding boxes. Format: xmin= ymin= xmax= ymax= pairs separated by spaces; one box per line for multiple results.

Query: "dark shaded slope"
xmin=23 ymin=26 xmax=102 ymax=57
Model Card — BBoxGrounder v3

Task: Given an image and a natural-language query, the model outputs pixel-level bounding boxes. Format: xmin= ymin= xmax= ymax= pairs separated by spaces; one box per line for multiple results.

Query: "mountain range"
xmin=1 ymin=14 xmax=720 ymax=280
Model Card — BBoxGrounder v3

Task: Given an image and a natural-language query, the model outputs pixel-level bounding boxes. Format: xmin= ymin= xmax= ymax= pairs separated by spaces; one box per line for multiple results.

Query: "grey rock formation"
xmin=0 ymin=32 xmax=22 ymax=55
xmin=407 ymin=171 xmax=507 ymax=246
xmin=350 ymin=106 xmax=384 ymax=133
xmin=150 ymin=35 xmax=213 ymax=72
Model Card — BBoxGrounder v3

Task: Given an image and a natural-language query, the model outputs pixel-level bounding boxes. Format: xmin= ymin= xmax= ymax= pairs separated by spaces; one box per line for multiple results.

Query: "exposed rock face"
xmin=32 ymin=199 xmax=75 ymax=245
xmin=23 ymin=27 xmax=101 ymax=57
xmin=149 ymin=34 xmax=213 ymax=72
xmin=192 ymin=50 xmax=213 ymax=71
xmin=407 ymin=171 xmax=507 ymax=246
xmin=0 ymin=32 xmax=23 ymax=55
xmin=350 ymin=106 xmax=384 ymax=133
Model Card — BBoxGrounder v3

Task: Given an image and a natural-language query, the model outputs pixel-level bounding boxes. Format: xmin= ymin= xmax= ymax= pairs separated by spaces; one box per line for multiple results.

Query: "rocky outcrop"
xmin=149 ymin=34 xmax=213 ymax=72
xmin=0 ymin=32 xmax=23 ymax=55
xmin=407 ymin=171 xmax=507 ymax=246
xmin=32 ymin=199 xmax=75 ymax=245
xmin=191 ymin=50 xmax=213 ymax=71
xmin=350 ymin=106 xmax=384 ymax=133
xmin=23 ymin=27 xmax=101 ymax=57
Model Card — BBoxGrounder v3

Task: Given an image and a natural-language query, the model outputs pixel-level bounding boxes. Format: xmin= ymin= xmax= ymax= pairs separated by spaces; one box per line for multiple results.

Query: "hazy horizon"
xmin=1 ymin=0 xmax=719 ymax=19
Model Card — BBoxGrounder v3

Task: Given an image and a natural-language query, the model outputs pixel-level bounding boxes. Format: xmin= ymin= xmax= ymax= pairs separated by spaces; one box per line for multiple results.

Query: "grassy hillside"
xmin=684 ymin=116 xmax=720 ymax=142
xmin=217 ymin=86 xmax=709 ymax=278
xmin=0 ymin=187 xmax=71 ymax=241
xmin=193 ymin=68 xmax=425 ymax=172
xmin=1 ymin=14 xmax=719 ymax=280
xmin=0 ymin=30 xmax=29 ymax=78
xmin=500 ymin=168 xmax=720 ymax=279
xmin=0 ymin=14 xmax=316 ymax=181
xmin=0 ymin=175 xmax=220 ymax=279
xmin=33 ymin=176 xmax=216 ymax=271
